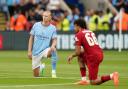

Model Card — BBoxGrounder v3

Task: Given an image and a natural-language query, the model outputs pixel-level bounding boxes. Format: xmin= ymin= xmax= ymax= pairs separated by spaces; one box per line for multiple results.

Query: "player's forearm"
xmin=71 ymin=53 xmax=78 ymax=58
xmin=28 ymin=35 xmax=33 ymax=52
xmin=72 ymin=46 xmax=81 ymax=57
xmin=72 ymin=51 xmax=80 ymax=58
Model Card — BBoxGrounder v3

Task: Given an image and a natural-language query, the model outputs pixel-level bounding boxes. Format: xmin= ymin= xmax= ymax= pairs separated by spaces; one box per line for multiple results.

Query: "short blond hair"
xmin=42 ymin=11 xmax=52 ymax=16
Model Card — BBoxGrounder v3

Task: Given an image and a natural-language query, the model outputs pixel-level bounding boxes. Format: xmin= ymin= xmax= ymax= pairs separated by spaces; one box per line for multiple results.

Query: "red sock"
xmin=101 ymin=75 xmax=111 ymax=83
xmin=80 ymin=67 xmax=86 ymax=77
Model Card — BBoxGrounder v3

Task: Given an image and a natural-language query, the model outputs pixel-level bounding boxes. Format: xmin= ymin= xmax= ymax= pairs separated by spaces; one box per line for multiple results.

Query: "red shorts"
xmin=79 ymin=53 xmax=103 ymax=80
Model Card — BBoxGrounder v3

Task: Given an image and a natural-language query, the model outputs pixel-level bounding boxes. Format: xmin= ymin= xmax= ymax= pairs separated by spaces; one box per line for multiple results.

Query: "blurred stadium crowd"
xmin=0 ymin=0 xmax=128 ymax=32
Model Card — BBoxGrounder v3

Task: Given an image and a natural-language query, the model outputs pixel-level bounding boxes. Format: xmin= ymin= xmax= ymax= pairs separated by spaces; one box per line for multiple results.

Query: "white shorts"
xmin=32 ymin=47 xmax=51 ymax=69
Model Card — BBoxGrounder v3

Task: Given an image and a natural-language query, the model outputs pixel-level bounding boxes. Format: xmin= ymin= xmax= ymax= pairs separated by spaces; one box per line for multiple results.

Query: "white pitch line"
xmin=0 ymin=77 xmax=80 ymax=80
xmin=0 ymin=75 xmax=125 ymax=79
xmin=0 ymin=83 xmax=74 ymax=88
xmin=0 ymin=76 xmax=128 ymax=79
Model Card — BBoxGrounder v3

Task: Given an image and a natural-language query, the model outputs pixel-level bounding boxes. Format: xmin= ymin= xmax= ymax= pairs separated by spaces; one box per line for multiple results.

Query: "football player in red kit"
xmin=67 ymin=19 xmax=119 ymax=86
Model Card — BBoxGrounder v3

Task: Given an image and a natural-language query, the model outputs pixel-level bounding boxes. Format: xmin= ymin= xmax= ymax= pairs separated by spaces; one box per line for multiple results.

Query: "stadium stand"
xmin=0 ymin=0 xmax=127 ymax=31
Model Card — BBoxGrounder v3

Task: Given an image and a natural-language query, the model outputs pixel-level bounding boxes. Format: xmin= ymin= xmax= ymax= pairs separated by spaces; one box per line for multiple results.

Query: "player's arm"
xmin=28 ymin=35 xmax=34 ymax=60
xmin=68 ymin=33 xmax=82 ymax=63
xmin=67 ymin=45 xmax=81 ymax=64
xmin=73 ymin=45 xmax=81 ymax=57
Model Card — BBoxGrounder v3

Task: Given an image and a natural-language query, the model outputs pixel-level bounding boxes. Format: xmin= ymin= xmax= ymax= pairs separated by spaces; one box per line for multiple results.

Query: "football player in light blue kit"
xmin=28 ymin=11 xmax=58 ymax=78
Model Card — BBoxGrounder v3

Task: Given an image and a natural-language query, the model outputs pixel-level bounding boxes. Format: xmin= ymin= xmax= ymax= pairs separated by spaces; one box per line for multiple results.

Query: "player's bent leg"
xmin=90 ymin=72 xmax=119 ymax=86
xmin=47 ymin=48 xmax=58 ymax=78
xmin=86 ymin=54 xmax=104 ymax=85
xmin=32 ymin=51 xmax=46 ymax=77
xmin=87 ymin=64 xmax=111 ymax=85
xmin=33 ymin=67 xmax=40 ymax=77
xmin=43 ymin=48 xmax=58 ymax=78
xmin=89 ymin=73 xmax=119 ymax=86
xmin=77 ymin=56 xmax=86 ymax=81
xmin=90 ymin=76 xmax=110 ymax=85
xmin=32 ymin=48 xmax=54 ymax=77
xmin=51 ymin=51 xmax=58 ymax=78
xmin=33 ymin=64 xmax=45 ymax=77
xmin=92 ymin=72 xmax=119 ymax=86
xmin=89 ymin=72 xmax=119 ymax=85
xmin=75 ymin=56 xmax=89 ymax=85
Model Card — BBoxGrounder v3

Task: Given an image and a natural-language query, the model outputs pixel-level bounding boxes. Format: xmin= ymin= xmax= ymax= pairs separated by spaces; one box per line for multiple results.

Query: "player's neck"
xmin=41 ymin=21 xmax=50 ymax=26
xmin=80 ymin=28 xmax=84 ymax=31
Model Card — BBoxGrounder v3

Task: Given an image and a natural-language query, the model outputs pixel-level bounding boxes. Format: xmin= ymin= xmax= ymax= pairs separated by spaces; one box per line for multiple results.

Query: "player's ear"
xmin=49 ymin=16 xmax=52 ymax=21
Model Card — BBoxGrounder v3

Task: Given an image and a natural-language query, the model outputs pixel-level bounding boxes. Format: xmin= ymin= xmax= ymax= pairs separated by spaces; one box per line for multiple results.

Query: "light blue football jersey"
xmin=30 ymin=22 xmax=57 ymax=56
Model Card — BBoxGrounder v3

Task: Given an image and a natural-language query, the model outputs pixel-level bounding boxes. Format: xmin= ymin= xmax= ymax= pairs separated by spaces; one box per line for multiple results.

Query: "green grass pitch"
xmin=0 ymin=50 xmax=127 ymax=89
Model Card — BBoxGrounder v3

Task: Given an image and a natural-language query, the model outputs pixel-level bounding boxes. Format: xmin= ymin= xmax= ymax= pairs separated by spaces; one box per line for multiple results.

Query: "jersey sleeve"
xmin=30 ymin=23 xmax=36 ymax=36
xmin=52 ymin=26 xmax=57 ymax=39
xmin=74 ymin=33 xmax=82 ymax=46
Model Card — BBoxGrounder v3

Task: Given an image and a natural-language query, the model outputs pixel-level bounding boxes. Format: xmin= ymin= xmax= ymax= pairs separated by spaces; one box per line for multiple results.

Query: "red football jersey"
xmin=75 ymin=29 xmax=103 ymax=55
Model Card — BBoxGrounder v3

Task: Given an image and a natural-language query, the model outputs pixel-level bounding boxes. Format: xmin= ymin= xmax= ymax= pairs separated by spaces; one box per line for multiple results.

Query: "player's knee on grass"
xmin=90 ymin=78 xmax=102 ymax=85
xmin=33 ymin=67 xmax=40 ymax=77
xmin=90 ymin=80 xmax=98 ymax=85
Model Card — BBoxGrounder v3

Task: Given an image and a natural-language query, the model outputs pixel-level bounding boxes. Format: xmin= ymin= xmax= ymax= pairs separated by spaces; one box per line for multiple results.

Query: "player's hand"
xmin=28 ymin=51 xmax=32 ymax=60
xmin=67 ymin=55 xmax=73 ymax=64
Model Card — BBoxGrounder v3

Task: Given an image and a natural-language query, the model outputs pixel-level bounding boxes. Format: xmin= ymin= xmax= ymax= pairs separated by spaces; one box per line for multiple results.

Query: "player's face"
xmin=74 ymin=24 xmax=79 ymax=33
xmin=42 ymin=12 xmax=52 ymax=22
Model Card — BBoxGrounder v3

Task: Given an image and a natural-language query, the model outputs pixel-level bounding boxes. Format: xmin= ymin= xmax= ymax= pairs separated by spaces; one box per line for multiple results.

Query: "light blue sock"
xmin=51 ymin=51 xmax=58 ymax=72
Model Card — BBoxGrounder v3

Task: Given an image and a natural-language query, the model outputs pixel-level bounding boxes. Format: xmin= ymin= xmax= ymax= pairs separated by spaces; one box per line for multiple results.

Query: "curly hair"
xmin=74 ymin=19 xmax=87 ymax=29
